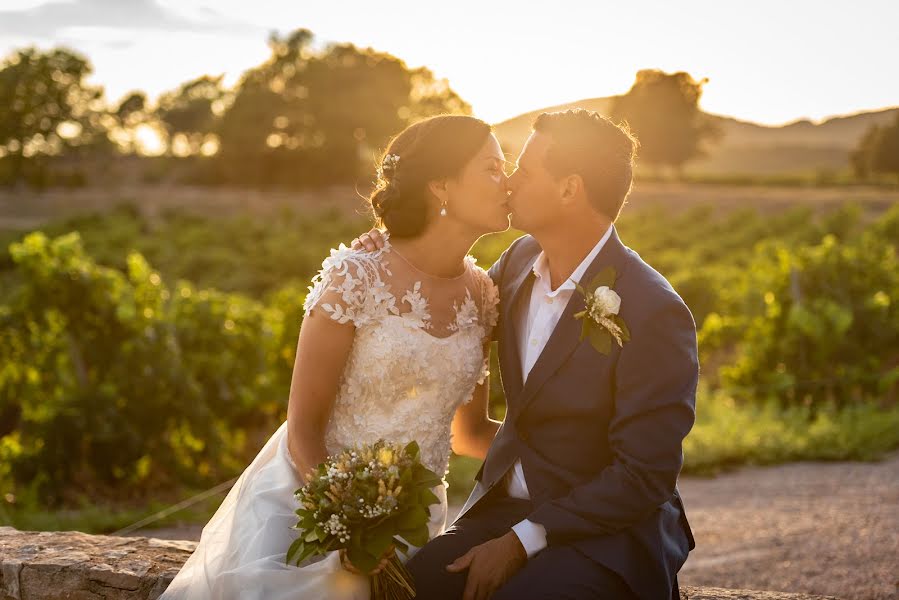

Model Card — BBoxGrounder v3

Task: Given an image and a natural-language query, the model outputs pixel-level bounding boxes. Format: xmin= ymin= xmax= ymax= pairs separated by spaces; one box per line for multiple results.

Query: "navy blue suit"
xmin=408 ymin=226 xmax=697 ymax=600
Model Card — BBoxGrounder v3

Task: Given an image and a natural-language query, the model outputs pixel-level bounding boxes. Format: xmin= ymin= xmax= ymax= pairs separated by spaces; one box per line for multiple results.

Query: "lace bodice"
xmin=301 ymin=234 xmax=500 ymax=479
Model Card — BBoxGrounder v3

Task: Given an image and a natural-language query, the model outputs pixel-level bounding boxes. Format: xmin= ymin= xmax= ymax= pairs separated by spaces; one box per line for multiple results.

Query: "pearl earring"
xmin=440 ymin=202 xmax=447 ymax=217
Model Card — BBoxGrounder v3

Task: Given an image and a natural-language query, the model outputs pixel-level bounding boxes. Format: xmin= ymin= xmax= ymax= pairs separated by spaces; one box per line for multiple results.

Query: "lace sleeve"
xmin=303 ymin=244 xmax=395 ymax=327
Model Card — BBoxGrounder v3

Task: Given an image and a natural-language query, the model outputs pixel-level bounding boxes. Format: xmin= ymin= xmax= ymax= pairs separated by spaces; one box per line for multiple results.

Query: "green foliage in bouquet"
xmin=287 ymin=439 xmax=442 ymax=576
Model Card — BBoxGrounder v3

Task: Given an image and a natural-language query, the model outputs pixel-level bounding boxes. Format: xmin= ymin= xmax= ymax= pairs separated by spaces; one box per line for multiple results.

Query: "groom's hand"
xmin=350 ymin=228 xmax=387 ymax=252
xmin=446 ymin=530 xmax=527 ymax=600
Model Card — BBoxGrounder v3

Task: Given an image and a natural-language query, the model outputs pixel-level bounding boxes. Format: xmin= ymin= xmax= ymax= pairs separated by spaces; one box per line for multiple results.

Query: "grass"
xmin=683 ymin=390 xmax=899 ymax=475
xmin=0 ymin=483 xmax=227 ymax=534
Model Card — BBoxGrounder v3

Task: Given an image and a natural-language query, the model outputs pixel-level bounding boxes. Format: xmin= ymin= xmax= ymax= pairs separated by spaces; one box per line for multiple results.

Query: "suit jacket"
xmin=454 ymin=226 xmax=698 ymax=600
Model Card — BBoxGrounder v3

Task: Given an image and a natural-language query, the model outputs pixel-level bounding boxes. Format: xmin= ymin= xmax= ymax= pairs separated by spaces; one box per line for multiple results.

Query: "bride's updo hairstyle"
xmin=369 ymin=114 xmax=492 ymax=238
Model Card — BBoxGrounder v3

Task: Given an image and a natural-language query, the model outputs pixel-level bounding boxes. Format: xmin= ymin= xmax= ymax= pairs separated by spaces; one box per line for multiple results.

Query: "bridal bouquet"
xmin=287 ymin=439 xmax=443 ymax=600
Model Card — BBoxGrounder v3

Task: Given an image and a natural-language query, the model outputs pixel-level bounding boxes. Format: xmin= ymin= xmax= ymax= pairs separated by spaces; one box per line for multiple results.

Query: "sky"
xmin=0 ymin=0 xmax=897 ymax=125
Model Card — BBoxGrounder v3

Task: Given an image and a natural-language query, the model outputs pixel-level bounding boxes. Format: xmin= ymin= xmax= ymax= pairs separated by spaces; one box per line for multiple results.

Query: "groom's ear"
xmin=559 ymin=173 xmax=583 ymax=205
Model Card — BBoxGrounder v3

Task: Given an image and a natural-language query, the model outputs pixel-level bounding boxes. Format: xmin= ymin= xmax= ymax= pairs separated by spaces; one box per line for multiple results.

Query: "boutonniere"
xmin=573 ymin=267 xmax=630 ymax=355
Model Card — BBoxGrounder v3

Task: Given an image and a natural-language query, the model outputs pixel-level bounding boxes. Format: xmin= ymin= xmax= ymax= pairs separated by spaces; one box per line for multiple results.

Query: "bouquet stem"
xmin=370 ymin=551 xmax=415 ymax=600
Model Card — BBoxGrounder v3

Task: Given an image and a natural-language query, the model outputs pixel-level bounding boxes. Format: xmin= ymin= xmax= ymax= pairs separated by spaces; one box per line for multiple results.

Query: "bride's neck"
xmin=389 ymin=224 xmax=477 ymax=279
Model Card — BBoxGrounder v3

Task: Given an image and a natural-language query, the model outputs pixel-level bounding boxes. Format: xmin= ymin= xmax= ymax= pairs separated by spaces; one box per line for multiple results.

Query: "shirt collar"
xmin=532 ymin=224 xmax=614 ymax=294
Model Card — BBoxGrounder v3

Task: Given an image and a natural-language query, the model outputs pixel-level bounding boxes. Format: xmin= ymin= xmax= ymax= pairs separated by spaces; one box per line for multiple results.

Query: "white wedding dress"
xmin=159 ymin=233 xmax=499 ymax=600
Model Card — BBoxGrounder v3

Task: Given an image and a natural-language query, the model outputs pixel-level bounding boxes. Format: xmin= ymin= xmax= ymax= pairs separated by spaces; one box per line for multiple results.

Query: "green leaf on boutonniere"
xmin=612 ymin=314 xmax=631 ymax=342
xmin=588 ymin=266 xmax=617 ymax=291
xmin=587 ymin=323 xmax=612 ymax=355
xmin=573 ymin=266 xmax=627 ymax=356
xmin=578 ymin=315 xmax=613 ymax=355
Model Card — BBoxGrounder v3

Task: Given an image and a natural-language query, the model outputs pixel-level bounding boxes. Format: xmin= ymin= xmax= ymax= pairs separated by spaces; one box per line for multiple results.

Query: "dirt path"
xmin=135 ymin=452 xmax=898 ymax=599
xmin=675 ymin=451 xmax=898 ymax=600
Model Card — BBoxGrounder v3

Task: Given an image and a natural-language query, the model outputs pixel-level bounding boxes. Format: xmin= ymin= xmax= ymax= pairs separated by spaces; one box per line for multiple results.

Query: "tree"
xmin=211 ymin=28 xmax=471 ymax=187
xmin=106 ymin=91 xmax=150 ymax=155
xmin=0 ymin=46 xmax=108 ymax=183
xmin=852 ymin=114 xmax=899 ymax=181
xmin=406 ymin=66 xmax=471 ymax=121
xmin=155 ymin=75 xmax=227 ymax=156
xmin=610 ymin=69 xmax=721 ymax=175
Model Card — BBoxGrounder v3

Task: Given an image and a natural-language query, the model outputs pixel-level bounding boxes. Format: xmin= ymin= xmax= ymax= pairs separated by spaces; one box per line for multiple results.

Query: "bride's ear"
xmin=428 ymin=178 xmax=449 ymax=205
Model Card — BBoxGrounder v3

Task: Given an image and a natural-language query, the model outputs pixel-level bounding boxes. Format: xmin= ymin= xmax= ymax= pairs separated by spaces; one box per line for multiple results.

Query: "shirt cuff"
xmin=510 ymin=518 xmax=547 ymax=559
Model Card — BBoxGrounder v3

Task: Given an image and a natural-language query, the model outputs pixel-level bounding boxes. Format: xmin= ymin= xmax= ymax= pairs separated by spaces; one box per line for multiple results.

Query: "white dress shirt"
xmin=508 ymin=224 xmax=614 ymax=558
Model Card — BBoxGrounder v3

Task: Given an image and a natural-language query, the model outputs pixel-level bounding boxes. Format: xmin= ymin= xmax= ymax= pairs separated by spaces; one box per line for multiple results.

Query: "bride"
xmin=159 ymin=114 xmax=511 ymax=599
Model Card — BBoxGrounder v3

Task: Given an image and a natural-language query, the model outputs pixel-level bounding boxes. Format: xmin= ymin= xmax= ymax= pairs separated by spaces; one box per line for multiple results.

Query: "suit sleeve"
xmin=485 ymin=241 xmax=515 ymax=342
xmin=526 ymin=294 xmax=699 ymax=542
xmin=487 ymin=248 xmax=507 ymax=289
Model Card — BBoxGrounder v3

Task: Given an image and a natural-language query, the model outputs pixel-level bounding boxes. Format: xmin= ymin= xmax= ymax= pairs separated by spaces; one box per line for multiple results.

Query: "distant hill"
xmin=492 ymin=97 xmax=616 ymax=158
xmin=493 ymin=98 xmax=899 ymax=175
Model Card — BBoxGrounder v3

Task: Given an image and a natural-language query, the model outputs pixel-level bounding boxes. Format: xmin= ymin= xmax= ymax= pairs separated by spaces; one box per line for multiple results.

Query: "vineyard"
xmin=1 ymin=198 xmax=897 ymax=531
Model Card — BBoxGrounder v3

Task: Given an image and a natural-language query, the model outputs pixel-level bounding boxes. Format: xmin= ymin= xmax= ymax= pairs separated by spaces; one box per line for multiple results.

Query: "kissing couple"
xmin=161 ymin=108 xmax=697 ymax=600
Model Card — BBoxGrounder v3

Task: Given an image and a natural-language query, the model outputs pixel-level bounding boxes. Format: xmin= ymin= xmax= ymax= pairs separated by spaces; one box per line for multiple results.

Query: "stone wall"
xmin=0 ymin=527 xmax=840 ymax=599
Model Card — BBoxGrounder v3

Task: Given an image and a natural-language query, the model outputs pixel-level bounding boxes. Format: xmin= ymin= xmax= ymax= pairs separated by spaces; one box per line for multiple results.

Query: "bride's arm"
xmin=450 ymin=342 xmax=501 ymax=460
xmin=285 ymin=309 xmax=355 ymax=483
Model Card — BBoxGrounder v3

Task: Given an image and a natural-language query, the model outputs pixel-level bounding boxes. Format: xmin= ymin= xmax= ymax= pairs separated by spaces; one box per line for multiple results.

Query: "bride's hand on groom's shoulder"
xmin=446 ymin=531 xmax=527 ymax=600
xmin=350 ymin=228 xmax=387 ymax=252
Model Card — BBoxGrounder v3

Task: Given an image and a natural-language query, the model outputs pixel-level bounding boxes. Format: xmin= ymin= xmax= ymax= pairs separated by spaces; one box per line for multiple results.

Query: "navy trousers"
xmin=407 ymin=484 xmax=672 ymax=599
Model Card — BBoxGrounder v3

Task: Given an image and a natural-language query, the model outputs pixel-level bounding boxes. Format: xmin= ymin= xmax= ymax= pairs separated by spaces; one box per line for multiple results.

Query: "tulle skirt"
xmin=158 ymin=420 xmax=449 ymax=600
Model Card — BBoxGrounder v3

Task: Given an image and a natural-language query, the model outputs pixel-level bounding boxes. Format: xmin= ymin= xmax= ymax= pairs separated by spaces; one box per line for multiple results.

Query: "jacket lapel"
xmin=510 ymin=226 xmax=627 ymax=421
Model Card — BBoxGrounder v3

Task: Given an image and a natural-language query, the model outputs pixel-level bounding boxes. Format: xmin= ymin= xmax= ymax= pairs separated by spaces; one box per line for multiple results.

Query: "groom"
xmin=355 ymin=108 xmax=697 ymax=600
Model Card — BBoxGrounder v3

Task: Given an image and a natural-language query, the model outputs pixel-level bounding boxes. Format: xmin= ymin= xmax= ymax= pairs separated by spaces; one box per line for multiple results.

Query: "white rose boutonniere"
xmin=573 ymin=266 xmax=630 ymax=355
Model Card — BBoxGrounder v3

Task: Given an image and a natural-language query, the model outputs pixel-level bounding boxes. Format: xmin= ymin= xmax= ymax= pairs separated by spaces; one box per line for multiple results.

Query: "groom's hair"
xmin=532 ymin=109 xmax=639 ymax=221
